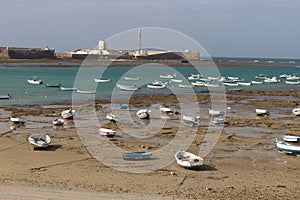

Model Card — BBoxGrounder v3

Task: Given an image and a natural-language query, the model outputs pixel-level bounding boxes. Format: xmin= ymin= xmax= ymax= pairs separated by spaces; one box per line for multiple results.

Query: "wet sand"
xmin=0 ymin=90 xmax=300 ymax=199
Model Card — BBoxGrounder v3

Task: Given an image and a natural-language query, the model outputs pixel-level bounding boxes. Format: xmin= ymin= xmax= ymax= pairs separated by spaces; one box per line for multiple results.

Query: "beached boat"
xmin=209 ymin=109 xmax=225 ymax=116
xmin=175 ymin=151 xmax=203 ymax=168
xmin=60 ymin=87 xmax=77 ymax=91
xmin=212 ymin=117 xmax=225 ymax=124
xmin=124 ymin=77 xmax=139 ymax=81
xmin=94 ymin=78 xmax=111 ymax=83
xmin=10 ymin=116 xmax=25 ymax=124
xmin=45 ymin=83 xmax=61 ymax=87
xmin=117 ymin=84 xmax=139 ymax=91
xmin=28 ymin=133 xmax=51 ymax=148
xmin=292 ymin=107 xmax=300 ymax=116
xmin=119 ymin=104 xmax=129 ymax=109
xmin=106 ymin=114 xmax=119 ymax=123
xmin=275 ymin=138 xmax=300 ymax=154
xmin=136 ymin=109 xmax=151 ymax=119
xmin=27 ymin=78 xmax=43 ymax=85
xmin=255 ymin=108 xmax=269 ymax=116
xmin=121 ymin=151 xmax=153 ymax=160
xmin=76 ymin=89 xmax=96 ymax=94
xmin=52 ymin=118 xmax=64 ymax=125
xmin=0 ymin=94 xmax=11 ymax=100
xmin=282 ymin=135 xmax=300 ymax=142
xmin=99 ymin=128 xmax=116 ymax=137
xmin=182 ymin=115 xmax=200 ymax=127
xmin=61 ymin=109 xmax=76 ymax=119
xmin=285 ymin=81 xmax=300 ymax=85
xmin=160 ymin=106 xmax=173 ymax=113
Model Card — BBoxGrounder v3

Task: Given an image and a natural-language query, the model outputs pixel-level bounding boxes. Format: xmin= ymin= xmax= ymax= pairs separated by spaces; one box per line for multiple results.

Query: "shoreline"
xmin=1 ymin=58 xmax=300 ymax=67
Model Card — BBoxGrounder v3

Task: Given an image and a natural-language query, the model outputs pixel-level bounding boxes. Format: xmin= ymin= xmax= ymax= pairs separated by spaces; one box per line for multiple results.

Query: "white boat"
xmin=61 ymin=109 xmax=76 ymax=119
xmin=275 ymin=138 xmax=300 ymax=154
xmin=60 ymin=87 xmax=77 ymax=91
xmin=147 ymin=83 xmax=166 ymax=89
xmin=255 ymin=108 xmax=269 ymax=116
xmin=94 ymin=78 xmax=111 ymax=83
xmin=227 ymin=76 xmax=240 ymax=80
xmin=179 ymin=84 xmax=193 ymax=88
xmin=136 ymin=109 xmax=151 ymax=119
xmin=117 ymin=84 xmax=139 ymax=91
xmin=292 ymin=107 xmax=300 ymax=116
xmin=204 ymin=83 xmax=220 ymax=88
xmin=264 ymin=77 xmax=280 ymax=83
xmin=280 ymin=74 xmax=290 ymax=78
xmin=175 ymin=151 xmax=203 ymax=168
xmin=160 ymin=106 xmax=173 ymax=113
xmin=99 ymin=128 xmax=116 ymax=137
xmin=27 ymin=79 xmax=43 ymax=85
xmin=182 ymin=115 xmax=200 ymax=127
xmin=171 ymin=79 xmax=183 ymax=83
xmin=286 ymin=76 xmax=300 ymax=80
xmin=76 ymin=89 xmax=96 ymax=94
xmin=0 ymin=94 xmax=11 ymax=100
xmin=10 ymin=116 xmax=26 ymax=124
xmin=28 ymin=133 xmax=51 ymax=148
xmin=160 ymin=74 xmax=174 ymax=79
xmin=223 ymin=82 xmax=238 ymax=87
xmin=121 ymin=151 xmax=153 ymax=160
xmin=212 ymin=117 xmax=225 ymax=124
xmin=209 ymin=109 xmax=225 ymax=116
xmin=282 ymin=135 xmax=300 ymax=142
xmin=237 ymin=82 xmax=251 ymax=86
xmin=191 ymin=81 xmax=205 ymax=86
xmin=52 ymin=118 xmax=64 ymax=125
xmin=188 ymin=74 xmax=202 ymax=80
xmin=251 ymin=81 xmax=263 ymax=84
xmin=124 ymin=77 xmax=139 ymax=81
xmin=285 ymin=81 xmax=300 ymax=85
xmin=106 ymin=114 xmax=119 ymax=123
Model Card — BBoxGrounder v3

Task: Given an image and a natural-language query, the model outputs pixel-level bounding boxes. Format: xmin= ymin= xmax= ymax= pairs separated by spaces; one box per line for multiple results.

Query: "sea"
xmin=0 ymin=57 xmax=300 ymax=106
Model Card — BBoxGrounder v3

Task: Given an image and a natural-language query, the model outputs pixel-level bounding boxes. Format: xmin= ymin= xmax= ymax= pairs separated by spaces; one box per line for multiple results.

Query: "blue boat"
xmin=119 ymin=104 xmax=129 ymax=109
xmin=46 ymin=83 xmax=61 ymax=87
xmin=60 ymin=86 xmax=77 ymax=91
xmin=121 ymin=151 xmax=153 ymax=160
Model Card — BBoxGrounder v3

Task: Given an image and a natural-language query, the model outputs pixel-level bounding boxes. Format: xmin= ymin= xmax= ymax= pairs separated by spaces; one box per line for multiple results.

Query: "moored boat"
xmin=61 ymin=109 xmax=76 ymax=119
xmin=10 ymin=115 xmax=25 ymax=124
xmin=60 ymin=87 xmax=77 ymax=91
xmin=282 ymin=135 xmax=300 ymax=142
xmin=136 ymin=109 xmax=151 ymax=119
xmin=292 ymin=107 xmax=300 ymax=116
xmin=28 ymin=133 xmax=51 ymax=148
xmin=121 ymin=151 xmax=153 ymax=160
xmin=237 ymin=82 xmax=251 ymax=86
xmin=106 ymin=114 xmax=119 ymax=123
xmin=175 ymin=151 xmax=203 ymax=168
xmin=255 ymin=108 xmax=269 ymax=116
xmin=182 ymin=115 xmax=200 ymax=127
xmin=275 ymin=138 xmax=300 ymax=154
xmin=117 ymin=84 xmax=139 ymax=91
xmin=251 ymin=81 xmax=263 ymax=84
xmin=285 ymin=81 xmax=300 ymax=85
xmin=160 ymin=74 xmax=174 ymax=79
xmin=27 ymin=78 xmax=43 ymax=85
xmin=99 ymin=128 xmax=116 ymax=137
xmin=124 ymin=77 xmax=139 ymax=81
xmin=0 ymin=94 xmax=11 ymax=100
xmin=45 ymin=83 xmax=61 ymax=87
xmin=94 ymin=78 xmax=111 ymax=83
xmin=147 ymin=83 xmax=166 ymax=89
xmin=52 ymin=118 xmax=64 ymax=125
xmin=209 ymin=109 xmax=225 ymax=116
xmin=76 ymin=89 xmax=96 ymax=94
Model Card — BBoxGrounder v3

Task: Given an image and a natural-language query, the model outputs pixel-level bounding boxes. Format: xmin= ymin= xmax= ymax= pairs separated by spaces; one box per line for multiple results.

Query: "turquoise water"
xmin=0 ymin=64 xmax=299 ymax=106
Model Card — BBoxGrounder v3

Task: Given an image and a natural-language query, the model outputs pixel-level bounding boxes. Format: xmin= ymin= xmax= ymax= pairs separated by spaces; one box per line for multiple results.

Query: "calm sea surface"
xmin=0 ymin=62 xmax=299 ymax=106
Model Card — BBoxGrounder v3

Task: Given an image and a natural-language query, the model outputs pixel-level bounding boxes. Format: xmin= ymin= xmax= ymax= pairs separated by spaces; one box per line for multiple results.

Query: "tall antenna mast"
xmin=138 ymin=28 xmax=141 ymax=54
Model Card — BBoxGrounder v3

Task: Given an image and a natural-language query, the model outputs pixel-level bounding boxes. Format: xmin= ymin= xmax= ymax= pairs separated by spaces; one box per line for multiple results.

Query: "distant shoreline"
xmin=0 ymin=58 xmax=299 ymax=67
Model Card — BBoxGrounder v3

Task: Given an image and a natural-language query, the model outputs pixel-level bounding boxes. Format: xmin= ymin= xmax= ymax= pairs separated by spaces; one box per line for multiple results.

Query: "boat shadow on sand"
xmin=31 ymin=144 xmax=62 ymax=151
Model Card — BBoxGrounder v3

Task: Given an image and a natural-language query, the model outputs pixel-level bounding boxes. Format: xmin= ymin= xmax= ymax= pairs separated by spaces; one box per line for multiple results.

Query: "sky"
xmin=0 ymin=0 xmax=299 ymax=58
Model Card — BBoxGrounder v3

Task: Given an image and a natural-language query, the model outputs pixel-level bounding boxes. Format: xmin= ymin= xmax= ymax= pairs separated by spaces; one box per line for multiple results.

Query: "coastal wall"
xmin=7 ymin=47 xmax=55 ymax=59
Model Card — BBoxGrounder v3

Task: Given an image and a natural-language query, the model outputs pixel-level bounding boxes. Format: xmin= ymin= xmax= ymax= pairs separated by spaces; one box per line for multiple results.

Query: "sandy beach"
xmin=1 ymin=90 xmax=300 ymax=199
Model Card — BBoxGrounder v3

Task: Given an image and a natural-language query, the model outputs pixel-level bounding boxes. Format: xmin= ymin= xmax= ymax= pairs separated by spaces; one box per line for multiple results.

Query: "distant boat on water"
xmin=0 ymin=94 xmax=11 ymax=100
xmin=124 ymin=77 xmax=139 ymax=81
xmin=76 ymin=89 xmax=96 ymax=94
xmin=27 ymin=77 xmax=43 ymax=85
xmin=60 ymin=87 xmax=77 ymax=91
xmin=94 ymin=78 xmax=111 ymax=83
xmin=45 ymin=83 xmax=61 ymax=87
